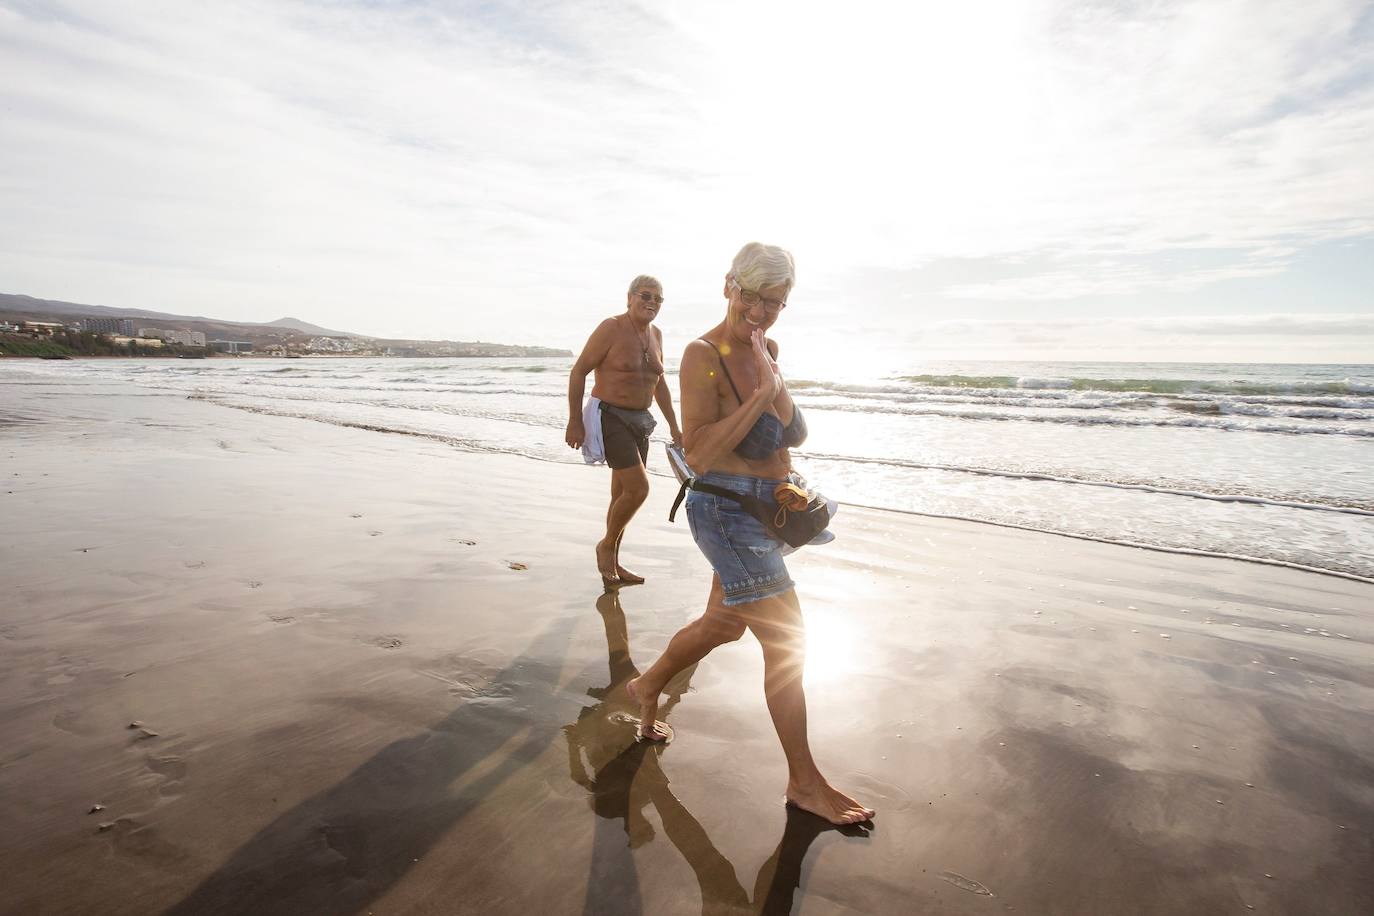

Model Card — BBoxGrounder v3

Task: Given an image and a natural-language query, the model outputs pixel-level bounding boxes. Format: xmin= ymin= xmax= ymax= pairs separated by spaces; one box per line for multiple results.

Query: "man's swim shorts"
xmin=599 ymin=402 xmax=655 ymax=470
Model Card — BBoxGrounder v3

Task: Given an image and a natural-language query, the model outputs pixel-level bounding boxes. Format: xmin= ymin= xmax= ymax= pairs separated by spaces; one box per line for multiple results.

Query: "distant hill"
xmin=0 ymin=294 xmax=358 ymax=338
xmin=264 ymin=316 xmax=355 ymax=336
xmin=0 ymin=292 xmax=571 ymax=357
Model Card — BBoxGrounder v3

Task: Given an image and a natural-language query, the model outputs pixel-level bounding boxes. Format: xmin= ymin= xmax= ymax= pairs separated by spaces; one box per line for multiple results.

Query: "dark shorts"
xmin=600 ymin=403 xmax=655 ymax=470
xmin=685 ymin=471 xmax=795 ymax=606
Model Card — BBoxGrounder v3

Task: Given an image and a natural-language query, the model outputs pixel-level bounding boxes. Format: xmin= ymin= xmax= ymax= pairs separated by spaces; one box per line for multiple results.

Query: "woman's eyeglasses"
xmin=733 ymin=280 xmax=787 ymax=314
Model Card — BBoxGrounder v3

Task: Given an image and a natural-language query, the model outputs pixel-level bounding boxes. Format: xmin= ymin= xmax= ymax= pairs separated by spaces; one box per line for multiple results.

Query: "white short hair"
xmin=627 ymin=274 xmax=662 ymax=295
xmin=728 ymin=242 xmax=795 ymax=292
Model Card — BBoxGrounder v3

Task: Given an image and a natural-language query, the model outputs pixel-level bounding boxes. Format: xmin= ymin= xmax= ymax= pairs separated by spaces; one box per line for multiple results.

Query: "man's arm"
xmin=566 ymin=319 xmax=616 ymax=449
xmin=654 ymin=374 xmax=682 ymax=445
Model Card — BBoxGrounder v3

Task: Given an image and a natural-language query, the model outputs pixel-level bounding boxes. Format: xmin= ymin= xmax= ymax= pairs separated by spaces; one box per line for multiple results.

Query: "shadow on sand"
xmin=164 ymin=590 xmax=868 ymax=915
xmin=163 ymin=612 xmax=588 ymax=916
xmin=566 ymin=591 xmax=871 ymax=916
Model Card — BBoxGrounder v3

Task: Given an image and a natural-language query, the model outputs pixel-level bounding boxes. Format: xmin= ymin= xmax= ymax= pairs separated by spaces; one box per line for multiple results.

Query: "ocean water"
xmin=5 ymin=357 xmax=1372 ymax=580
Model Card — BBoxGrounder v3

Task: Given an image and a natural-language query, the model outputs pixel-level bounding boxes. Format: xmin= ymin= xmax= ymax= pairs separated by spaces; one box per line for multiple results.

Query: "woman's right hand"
xmin=751 ymin=328 xmax=783 ymax=399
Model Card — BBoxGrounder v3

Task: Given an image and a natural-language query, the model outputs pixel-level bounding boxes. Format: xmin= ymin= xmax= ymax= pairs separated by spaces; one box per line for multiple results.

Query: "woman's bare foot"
xmin=625 ymin=676 xmax=667 ymax=742
xmin=785 ymin=779 xmax=875 ymax=825
xmin=615 ymin=565 xmax=646 ymax=585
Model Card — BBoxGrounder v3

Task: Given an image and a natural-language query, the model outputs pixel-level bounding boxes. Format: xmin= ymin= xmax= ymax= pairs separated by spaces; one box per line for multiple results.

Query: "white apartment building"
xmin=307 ymin=336 xmax=357 ymax=352
xmin=138 ymin=328 xmax=207 ymax=347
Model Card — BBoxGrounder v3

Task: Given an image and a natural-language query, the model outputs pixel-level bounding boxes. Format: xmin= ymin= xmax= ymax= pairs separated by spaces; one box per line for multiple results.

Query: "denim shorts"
xmin=685 ymin=471 xmax=795 ymax=606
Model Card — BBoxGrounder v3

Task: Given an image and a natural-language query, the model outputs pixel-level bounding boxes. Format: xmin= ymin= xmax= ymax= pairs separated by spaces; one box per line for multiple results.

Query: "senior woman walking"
xmin=628 ymin=242 xmax=874 ymax=826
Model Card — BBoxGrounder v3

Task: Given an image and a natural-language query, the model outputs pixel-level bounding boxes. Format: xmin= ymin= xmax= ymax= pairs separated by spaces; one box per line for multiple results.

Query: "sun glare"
xmin=804 ymin=607 xmax=859 ymax=685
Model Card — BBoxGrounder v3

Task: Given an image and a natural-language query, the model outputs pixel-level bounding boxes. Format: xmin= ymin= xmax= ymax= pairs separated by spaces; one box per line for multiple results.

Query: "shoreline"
xmin=3 ymin=379 xmax=1373 ymax=915
xmin=193 ymin=391 xmax=1374 ymax=584
xmin=841 ymin=500 xmax=1374 ymax=586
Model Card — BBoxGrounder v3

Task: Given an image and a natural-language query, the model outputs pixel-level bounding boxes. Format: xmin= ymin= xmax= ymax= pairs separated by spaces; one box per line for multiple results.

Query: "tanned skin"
xmin=624 ymin=274 xmax=875 ymax=826
xmin=567 ymin=279 xmax=682 ymax=586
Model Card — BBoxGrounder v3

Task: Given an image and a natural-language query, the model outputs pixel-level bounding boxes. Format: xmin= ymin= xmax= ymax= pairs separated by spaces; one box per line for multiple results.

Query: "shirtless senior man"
xmin=567 ymin=275 xmax=682 ymax=587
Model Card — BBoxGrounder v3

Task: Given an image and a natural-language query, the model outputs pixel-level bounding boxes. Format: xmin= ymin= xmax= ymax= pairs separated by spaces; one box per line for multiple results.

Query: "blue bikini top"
xmin=701 ymin=338 xmax=806 ymax=460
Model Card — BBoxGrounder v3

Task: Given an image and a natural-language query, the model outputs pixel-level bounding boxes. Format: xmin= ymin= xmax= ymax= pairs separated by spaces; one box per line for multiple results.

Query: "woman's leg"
xmin=627 ymin=575 xmax=745 ymax=738
xmin=745 ymin=589 xmax=874 ymax=826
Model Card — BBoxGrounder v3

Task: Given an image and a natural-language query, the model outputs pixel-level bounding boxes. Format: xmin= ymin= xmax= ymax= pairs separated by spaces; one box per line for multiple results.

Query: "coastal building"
xmin=20 ymin=321 xmax=66 ymax=336
xmin=82 ymin=317 xmax=136 ymax=335
xmin=209 ymin=340 xmax=254 ymax=354
xmin=138 ymin=328 xmax=207 ymax=347
xmin=306 ymin=336 xmax=357 ymax=352
xmin=110 ymin=336 xmax=164 ymax=348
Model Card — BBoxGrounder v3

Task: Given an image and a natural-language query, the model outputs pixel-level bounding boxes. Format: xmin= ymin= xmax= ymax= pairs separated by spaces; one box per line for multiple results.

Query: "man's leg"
xmin=613 ymin=430 xmax=653 ymax=583
xmin=597 ymin=463 xmax=648 ymax=584
xmin=605 ymin=470 xmax=643 ymax=584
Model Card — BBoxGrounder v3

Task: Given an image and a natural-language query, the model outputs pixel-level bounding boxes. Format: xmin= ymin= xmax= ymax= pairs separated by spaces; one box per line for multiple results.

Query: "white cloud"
xmin=0 ymin=0 xmax=1372 ymax=352
xmin=1134 ymin=313 xmax=1374 ymax=336
xmin=943 ymin=258 xmax=1290 ymax=301
xmin=920 ymin=313 xmax=1374 ymax=338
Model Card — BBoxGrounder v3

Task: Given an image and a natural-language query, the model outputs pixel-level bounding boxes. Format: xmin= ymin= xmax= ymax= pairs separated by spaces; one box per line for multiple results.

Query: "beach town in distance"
xmin=4 ymin=3 xmax=1374 ymax=915
xmin=0 ymin=294 xmax=572 ymax=360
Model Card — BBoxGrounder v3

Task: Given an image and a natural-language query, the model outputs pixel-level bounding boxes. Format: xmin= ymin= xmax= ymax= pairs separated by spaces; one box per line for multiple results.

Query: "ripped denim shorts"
xmin=685 ymin=471 xmax=796 ymax=606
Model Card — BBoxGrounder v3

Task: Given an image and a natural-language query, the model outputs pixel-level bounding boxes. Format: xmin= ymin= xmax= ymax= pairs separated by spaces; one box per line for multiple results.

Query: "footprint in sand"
xmin=451 ymin=538 xmax=477 ymax=546
xmin=507 ymin=561 xmax=528 ymax=571
xmin=350 ymin=513 xmax=363 ymax=518
xmin=247 ymin=580 xmax=262 ymax=589
xmin=184 ymin=560 xmax=206 ymax=569
xmin=52 ymin=708 xmax=88 ymax=736
xmin=126 ymin=721 xmax=160 ymax=740
xmin=99 ymin=816 xmax=188 ymax=861
xmin=368 ymin=530 xmax=383 ymax=537
xmin=938 ymin=871 xmax=994 ymax=896
xmin=365 ymin=635 xmax=403 ymax=649
xmin=268 ymin=615 xmax=295 ymax=625
xmin=37 ymin=655 xmax=96 ymax=689
xmin=145 ymin=753 xmax=188 ymax=798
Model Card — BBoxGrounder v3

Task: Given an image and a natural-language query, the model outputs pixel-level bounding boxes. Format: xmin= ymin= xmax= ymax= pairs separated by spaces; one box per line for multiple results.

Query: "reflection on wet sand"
xmin=566 ymin=592 xmax=870 ymax=915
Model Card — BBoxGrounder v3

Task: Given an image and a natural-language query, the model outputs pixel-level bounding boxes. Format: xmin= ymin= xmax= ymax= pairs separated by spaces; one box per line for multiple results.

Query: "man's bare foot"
xmin=785 ymin=779 xmax=875 ymax=825
xmin=625 ymin=676 xmax=667 ymax=741
xmin=596 ymin=540 xmax=619 ymax=586
xmin=610 ymin=532 xmax=643 ymax=584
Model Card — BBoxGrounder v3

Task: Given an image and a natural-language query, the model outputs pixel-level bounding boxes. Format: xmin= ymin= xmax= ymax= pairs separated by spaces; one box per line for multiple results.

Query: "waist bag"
xmin=670 ymin=477 xmax=831 ymax=549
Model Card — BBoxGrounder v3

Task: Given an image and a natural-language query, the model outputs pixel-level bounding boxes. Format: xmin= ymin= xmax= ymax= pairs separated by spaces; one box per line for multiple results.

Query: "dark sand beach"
xmin=2 ymin=379 xmax=1373 ymax=915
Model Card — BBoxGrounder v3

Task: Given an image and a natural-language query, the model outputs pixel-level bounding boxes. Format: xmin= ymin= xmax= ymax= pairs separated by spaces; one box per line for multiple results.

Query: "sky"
xmin=2 ymin=0 xmax=1373 ymax=365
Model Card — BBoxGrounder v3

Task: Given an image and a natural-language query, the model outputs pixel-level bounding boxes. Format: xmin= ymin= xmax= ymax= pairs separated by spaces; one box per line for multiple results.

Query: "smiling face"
xmin=724 ymin=277 xmax=789 ymax=344
xmin=626 ymin=283 xmax=663 ymax=325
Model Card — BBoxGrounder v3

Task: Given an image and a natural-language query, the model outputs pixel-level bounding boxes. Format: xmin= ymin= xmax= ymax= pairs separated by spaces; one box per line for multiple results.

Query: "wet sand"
xmin=2 ymin=377 xmax=1373 ymax=915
